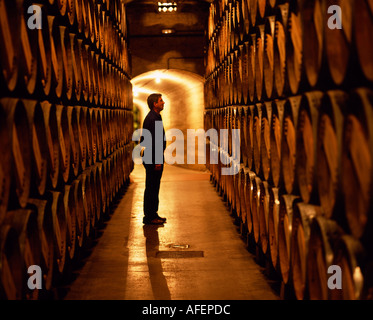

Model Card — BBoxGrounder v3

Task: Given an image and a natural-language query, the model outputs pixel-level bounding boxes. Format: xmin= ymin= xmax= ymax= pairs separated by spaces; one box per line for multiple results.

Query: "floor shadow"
xmin=143 ymin=225 xmax=171 ymax=300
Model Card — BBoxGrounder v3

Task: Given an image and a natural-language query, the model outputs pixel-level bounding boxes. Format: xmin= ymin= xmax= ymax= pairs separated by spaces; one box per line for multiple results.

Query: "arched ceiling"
xmin=125 ymin=0 xmax=211 ymax=77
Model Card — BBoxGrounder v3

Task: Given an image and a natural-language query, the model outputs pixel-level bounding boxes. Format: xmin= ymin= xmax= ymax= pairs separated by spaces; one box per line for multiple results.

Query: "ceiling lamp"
xmin=158 ymin=2 xmax=177 ymax=13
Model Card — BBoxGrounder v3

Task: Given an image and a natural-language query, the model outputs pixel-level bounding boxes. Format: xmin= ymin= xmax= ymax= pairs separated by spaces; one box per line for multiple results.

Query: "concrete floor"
xmin=63 ymin=164 xmax=279 ymax=300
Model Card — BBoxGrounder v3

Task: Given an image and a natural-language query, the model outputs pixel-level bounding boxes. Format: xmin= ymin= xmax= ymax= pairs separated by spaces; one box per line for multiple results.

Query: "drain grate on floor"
xmin=155 ymin=251 xmax=204 ymax=258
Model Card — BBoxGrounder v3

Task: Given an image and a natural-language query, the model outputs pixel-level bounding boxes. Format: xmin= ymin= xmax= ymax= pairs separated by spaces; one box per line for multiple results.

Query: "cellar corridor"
xmin=62 ymin=164 xmax=279 ymax=300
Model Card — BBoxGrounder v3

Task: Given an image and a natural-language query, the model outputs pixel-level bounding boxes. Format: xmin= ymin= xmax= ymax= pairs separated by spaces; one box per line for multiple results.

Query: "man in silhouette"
xmin=141 ymin=93 xmax=167 ymax=225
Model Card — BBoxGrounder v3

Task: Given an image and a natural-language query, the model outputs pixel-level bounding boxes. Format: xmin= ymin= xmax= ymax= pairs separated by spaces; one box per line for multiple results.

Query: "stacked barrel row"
xmin=205 ymin=0 xmax=373 ymax=108
xmin=0 ymin=0 xmax=134 ymax=299
xmin=204 ymin=0 xmax=373 ymax=300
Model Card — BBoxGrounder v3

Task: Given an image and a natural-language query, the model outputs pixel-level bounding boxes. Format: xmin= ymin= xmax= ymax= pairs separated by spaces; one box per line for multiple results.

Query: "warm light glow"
xmin=158 ymin=1 xmax=177 ymax=13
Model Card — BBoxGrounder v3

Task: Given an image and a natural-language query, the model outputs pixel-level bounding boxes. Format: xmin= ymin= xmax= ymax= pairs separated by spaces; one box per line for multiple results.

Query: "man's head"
xmin=147 ymin=93 xmax=165 ymax=113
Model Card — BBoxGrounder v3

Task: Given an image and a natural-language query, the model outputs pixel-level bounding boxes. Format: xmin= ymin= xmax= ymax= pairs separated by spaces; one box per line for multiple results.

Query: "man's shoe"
xmin=144 ymin=218 xmax=164 ymax=225
xmin=156 ymin=215 xmax=167 ymax=222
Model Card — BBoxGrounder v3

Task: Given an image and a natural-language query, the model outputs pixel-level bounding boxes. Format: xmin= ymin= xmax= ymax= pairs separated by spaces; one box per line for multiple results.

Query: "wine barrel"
xmin=248 ymin=34 xmax=256 ymax=103
xmin=2 ymin=98 xmax=31 ymax=209
xmin=85 ymin=44 xmax=93 ymax=103
xmin=75 ymin=0 xmax=84 ymax=34
xmin=302 ymin=0 xmax=326 ymax=88
xmin=92 ymin=164 xmax=102 ymax=224
xmin=3 ymin=209 xmax=41 ymax=300
xmin=70 ymin=33 xmax=82 ymax=102
xmin=67 ymin=106 xmax=80 ymax=178
xmin=260 ymin=101 xmax=273 ymax=181
xmin=324 ymin=0 xmax=353 ymax=85
xmin=250 ymin=176 xmax=262 ymax=244
xmin=239 ymin=166 xmax=248 ymax=225
xmin=341 ymin=88 xmax=373 ymax=253
xmin=46 ymin=191 xmax=67 ymax=275
xmin=63 ymin=184 xmax=76 ymax=260
xmin=95 ymin=109 xmax=104 ymax=161
xmin=41 ymin=101 xmax=60 ymax=189
xmin=19 ymin=1 xmax=38 ymax=95
xmin=95 ymin=162 xmax=107 ymax=217
xmin=286 ymin=0 xmax=303 ymax=95
xmin=75 ymin=106 xmax=87 ymax=171
xmin=79 ymin=40 xmax=89 ymax=102
xmin=255 ymin=24 xmax=265 ymax=101
xmin=281 ymin=95 xmax=302 ymax=195
xmin=249 ymin=0 xmax=258 ymax=26
xmin=330 ymin=235 xmax=366 ymax=300
xmin=27 ymin=198 xmax=54 ymax=291
xmin=274 ymin=3 xmax=289 ymax=98
xmin=56 ymin=104 xmax=71 ymax=183
xmin=102 ymin=158 xmax=111 ymax=209
xmin=291 ymin=202 xmax=323 ymax=300
xmin=296 ymin=91 xmax=324 ymax=204
xmin=77 ymin=171 xmax=91 ymax=239
xmin=60 ymin=26 xmax=73 ymax=101
xmin=0 ymin=224 xmax=23 ymax=300
xmin=252 ymin=103 xmax=262 ymax=175
xmin=36 ymin=4 xmax=52 ymax=97
xmin=84 ymin=106 xmax=93 ymax=166
xmin=0 ymin=0 xmax=22 ymax=92
xmin=263 ymin=15 xmax=276 ymax=100
xmin=354 ymin=0 xmax=373 ymax=82
xmin=316 ymin=90 xmax=348 ymax=219
xmin=0 ymin=102 xmax=12 ymax=223
xmin=67 ymin=0 xmax=76 ymax=26
xmin=306 ymin=215 xmax=344 ymax=300
xmin=81 ymin=0 xmax=90 ymax=40
xmin=241 ymin=0 xmax=250 ymax=36
xmin=23 ymin=100 xmax=48 ymax=197
xmin=278 ymin=194 xmax=301 ymax=284
xmin=240 ymin=43 xmax=249 ymax=105
xmin=259 ymin=179 xmax=270 ymax=254
xmin=89 ymin=49 xmax=98 ymax=106
xmin=270 ymin=100 xmax=286 ymax=187
xmin=268 ymin=186 xmax=280 ymax=270
xmin=58 ymin=0 xmax=67 ymax=16
xmin=85 ymin=166 xmax=97 ymax=229
xmin=48 ymin=15 xmax=64 ymax=99
xmin=70 ymin=179 xmax=84 ymax=248
xmin=88 ymin=107 xmax=98 ymax=164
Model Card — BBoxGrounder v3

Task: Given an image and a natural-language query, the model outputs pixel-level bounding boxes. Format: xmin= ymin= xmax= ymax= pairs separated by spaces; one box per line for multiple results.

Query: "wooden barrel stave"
xmin=48 ymin=15 xmax=64 ymax=99
xmin=263 ymin=15 xmax=276 ymax=100
xmin=330 ymin=234 xmax=366 ymax=300
xmin=46 ymin=191 xmax=67 ymax=275
xmin=278 ymin=193 xmax=301 ymax=284
xmin=260 ymin=101 xmax=273 ymax=181
xmin=268 ymin=186 xmax=280 ymax=270
xmin=3 ymin=209 xmax=41 ymax=300
xmin=306 ymin=215 xmax=344 ymax=300
xmin=291 ymin=202 xmax=323 ymax=300
xmin=281 ymin=95 xmax=302 ymax=195
xmin=56 ymin=104 xmax=71 ymax=184
xmin=23 ymin=100 xmax=48 ymax=197
xmin=341 ymin=88 xmax=373 ymax=254
xmin=296 ymin=91 xmax=324 ymax=204
xmin=63 ymin=184 xmax=76 ymax=261
xmin=2 ymin=98 xmax=31 ymax=209
xmin=0 ymin=101 xmax=12 ymax=223
xmin=0 ymin=0 xmax=22 ymax=92
xmin=27 ymin=198 xmax=54 ymax=291
xmin=0 ymin=224 xmax=23 ymax=299
xmin=316 ymin=90 xmax=348 ymax=220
